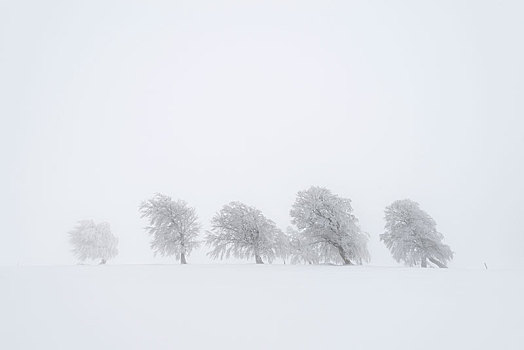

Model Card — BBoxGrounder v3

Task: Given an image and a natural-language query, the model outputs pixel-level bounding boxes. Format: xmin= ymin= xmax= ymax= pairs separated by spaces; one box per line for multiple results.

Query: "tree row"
xmin=69 ymin=186 xmax=453 ymax=268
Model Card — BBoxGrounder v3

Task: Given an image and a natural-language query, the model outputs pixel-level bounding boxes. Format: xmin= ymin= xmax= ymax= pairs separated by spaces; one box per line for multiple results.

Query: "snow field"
xmin=1 ymin=265 xmax=522 ymax=349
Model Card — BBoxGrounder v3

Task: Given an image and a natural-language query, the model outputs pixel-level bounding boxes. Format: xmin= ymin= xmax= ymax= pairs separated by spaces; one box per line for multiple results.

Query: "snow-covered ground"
xmin=2 ymin=265 xmax=523 ymax=349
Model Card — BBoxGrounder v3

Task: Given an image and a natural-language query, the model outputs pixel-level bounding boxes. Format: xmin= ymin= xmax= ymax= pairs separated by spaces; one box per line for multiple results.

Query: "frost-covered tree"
xmin=286 ymin=227 xmax=320 ymax=265
xmin=274 ymin=229 xmax=293 ymax=264
xmin=69 ymin=220 xmax=118 ymax=264
xmin=380 ymin=199 xmax=453 ymax=268
xmin=206 ymin=202 xmax=283 ymax=264
xmin=139 ymin=193 xmax=201 ymax=264
xmin=290 ymin=186 xmax=370 ymax=265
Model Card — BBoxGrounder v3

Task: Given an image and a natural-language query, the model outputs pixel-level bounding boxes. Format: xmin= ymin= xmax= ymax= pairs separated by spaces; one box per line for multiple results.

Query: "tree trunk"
xmin=180 ymin=253 xmax=187 ymax=265
xmin=428 ymin=257 xmax=447 ymax=268
xmin=421 ymin=256 xmax=427 ymax=268
xmin=255 ymin=254 xmax=264 ymax=264
xmin=341 ymin=257 xmax=353 ymax=265
xmin=335 ymin=245 xmax=353 ymax=265
xmin=99 ymin=259 xmax=107 ymax=265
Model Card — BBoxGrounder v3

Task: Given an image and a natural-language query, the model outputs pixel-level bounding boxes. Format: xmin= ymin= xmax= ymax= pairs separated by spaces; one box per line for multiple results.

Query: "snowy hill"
xmin=2 ymin=265 xmax=523 ymax=349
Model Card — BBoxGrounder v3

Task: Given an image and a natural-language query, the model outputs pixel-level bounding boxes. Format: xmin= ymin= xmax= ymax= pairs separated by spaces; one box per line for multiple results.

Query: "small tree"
xmin=290 ymin=186 xmax=370 ymax=265
xmin=206 ymin=201 xmax=283 ymax=264
xmin=286 ymin=227 xmax=320 ymax=265
xmin=69 ymin=220 xmax=118 ymax=264
xmin=274 ymin=229 xmax=292 ymax=264
xmin=139 ymin=193 xmax=200 ymax=264
xmin=380 ymin=199 xmax=453 ymax=268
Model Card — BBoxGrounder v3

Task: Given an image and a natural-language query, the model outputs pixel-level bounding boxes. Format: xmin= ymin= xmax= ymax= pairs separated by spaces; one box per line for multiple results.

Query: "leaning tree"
xmin=290 ymin=186 xmax=370 ymax=265
xmin=206 ymin=201 xmax=283 ymax=264
xmin=69 ymin=220 xmax=118 ymax=264
xmin=139 ymin=193 xmax=201 ymax=264
xmin=380 ymin=199 xmax=453 ymax=268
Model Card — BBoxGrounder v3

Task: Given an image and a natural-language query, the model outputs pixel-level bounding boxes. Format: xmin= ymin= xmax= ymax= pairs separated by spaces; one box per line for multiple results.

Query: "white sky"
xmin=1 ymin=0 xmax=523 ymax=267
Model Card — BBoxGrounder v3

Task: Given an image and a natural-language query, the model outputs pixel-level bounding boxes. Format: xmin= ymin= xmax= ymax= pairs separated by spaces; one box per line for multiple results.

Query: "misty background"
xmin=1 ymin=0 xmax=522 ymax=268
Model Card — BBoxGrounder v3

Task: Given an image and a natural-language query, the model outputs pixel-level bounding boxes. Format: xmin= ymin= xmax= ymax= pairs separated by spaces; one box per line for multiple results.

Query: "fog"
xmin=1 ymin=0 xmax=523 ymax=268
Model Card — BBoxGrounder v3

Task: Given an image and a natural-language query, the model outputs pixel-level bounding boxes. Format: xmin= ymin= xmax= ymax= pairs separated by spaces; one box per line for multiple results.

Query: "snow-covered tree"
xmin=380 ymin=199 xmax=453 ymax=268
xmin=69 ymin=220 xmax=118 ymax=264
xmin=290 ymin=186 xmax=370 ymax=265
xmin=206 ymin=202 xmax=283 ymax=264
xmin=139 ymin=193 xmax=201 ymax=264
xmin=286 ymin=227 xmax=320 ymax=265
xmin=274 ymin=229 xmax=292 ymax=264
